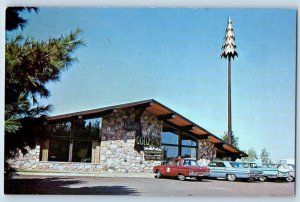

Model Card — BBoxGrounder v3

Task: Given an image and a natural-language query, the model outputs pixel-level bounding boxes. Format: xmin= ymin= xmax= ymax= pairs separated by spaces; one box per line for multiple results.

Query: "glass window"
xmin=162 ymin=125 xmax=179 ymax=145
xmin=181 ymin=134 xmax=197 ymax=146
xmin=183 ymin=160 xmax=199 ymax=166
xmin=72 ymin=140 xmax=92 ymax=162
xmin=162 ymin=145 xmax=178 ymax=160
xmin=47 ymin=122 xmax=71 ymax=137
xmin=73 ymin=117 xmax=102 ymax=138
xmin=181 ymin=147 xmax=196 ymax=158
xmin=48 ymin=139 xmax=70 ymax=162
xmin=162 ymin=132 xmax=178 ymax=145
xmin=46 ymin=117 xmax=101 ymax=163
xmin=208 ymin=162 xmax=217 ymax=167
xmin=216 ymin=162 xmax=225 ymax=167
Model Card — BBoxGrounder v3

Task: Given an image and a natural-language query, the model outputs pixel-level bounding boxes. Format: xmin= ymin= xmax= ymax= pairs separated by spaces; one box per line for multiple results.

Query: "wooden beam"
xmin=133 ymin=102 xmax=153 ymax=110
xmin=197 ymin=135 xmax=209 ymax=139
xmin=163 ymin=120 xmax=208 ymax=140
xmin=158 ymin=113 xmax=176 ymax=121
xmin=182 ymin=125 xmax=196 ymax=131
xmin=101 ymin=108 xmax=117 ymax=116
xmin=214 ymin=143 xmax=224 ymax=149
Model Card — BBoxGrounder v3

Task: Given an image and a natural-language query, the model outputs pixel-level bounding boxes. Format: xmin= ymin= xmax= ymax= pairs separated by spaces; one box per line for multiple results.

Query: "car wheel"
xmin=178 ymin=174 xmax=185 ymax=181
xmin=156 ymin=170 xmax=162 ymax=179
xmin=259 ymin=177 xmax=266 ymax=182
xmin=227 ymin=174 xmax=236 ymax=182
xmin=286 ymin=176 xmax=294 ymax=182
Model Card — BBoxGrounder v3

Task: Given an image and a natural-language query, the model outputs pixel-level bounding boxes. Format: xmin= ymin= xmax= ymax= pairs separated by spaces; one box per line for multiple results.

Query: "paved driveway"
xmin=5 ymin=175 xmax=295 ymax=196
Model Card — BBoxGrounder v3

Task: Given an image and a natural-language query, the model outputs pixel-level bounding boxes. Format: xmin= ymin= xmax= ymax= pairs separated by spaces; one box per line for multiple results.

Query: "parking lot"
xmin=4 ymin=175 xmax=295 ymax=196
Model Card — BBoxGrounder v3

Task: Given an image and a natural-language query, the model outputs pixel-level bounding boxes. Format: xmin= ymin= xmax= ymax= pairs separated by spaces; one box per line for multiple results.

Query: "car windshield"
xmin=278 ymin=164 xmax=290 ymax=169
xmin=183 ymin=159 xmax=200 ymax=166
xmin=229 ymin=162 xmax=245 ymax=168
xmin=241 ymin=163 xmax=250 ymax=168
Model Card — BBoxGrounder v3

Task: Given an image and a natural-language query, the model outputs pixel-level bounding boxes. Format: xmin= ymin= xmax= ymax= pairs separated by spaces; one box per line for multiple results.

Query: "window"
xmin=208 ymin=162 xmax=217 ymax=167
xmin=162 ymin=145 xmax=178 ymax=160
xmin=216 ymin=162 xmax=225 ymax=167
xmin=181 ymin=147 xmax=197 ymax=158
xmin=182 ymin=138 xmax=197 ymax=147
xmin=48 ymin=139 xmax=69 ymax=162
xmin=183 ymin=159 xmax=199 ymax=166
xmin=47 ymin=122 xmax=71 ymax=162
xmin=162 ymin=125 xmax=179 ymax=162
xmin=73 ymin=117 xmax=102 ymax=138
xmin=47 ymin=122 xmax=71 ymax=137
xmin=72 ymin=140 xmax=92 ymax=162
xmin=46 ymin=117 xmax=102 ymax=163
xmin=162 ymin=128 xmax=179 ymax=145
xmin=162 ymin=125 xmax=198 ymax=162
xmin=181 ymin=133 xmax=197 ymax=158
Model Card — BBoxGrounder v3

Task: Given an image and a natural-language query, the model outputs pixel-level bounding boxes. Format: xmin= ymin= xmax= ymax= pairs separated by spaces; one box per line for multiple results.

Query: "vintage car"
xmin=208 ymin=161 xmax=263 ymax=181
xmin=287 ymin=164 xmax=295 ymax=182
xmin=152 ymin=158 xmax=210 ymax=181
xmin=261 ymin=164 xmax=294 ymax=182
xmin=239 ymin=162 xmax=265 ymax=181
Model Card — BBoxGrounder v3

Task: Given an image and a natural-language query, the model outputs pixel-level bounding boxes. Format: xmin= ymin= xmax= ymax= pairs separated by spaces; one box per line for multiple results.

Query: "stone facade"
xmin=100 ymin=109 xmax=162 ymax=173
xmin=6 ymin=107 xmax=220 ymax=175
xmin=7 ymin=108 xmax=163 ymax=174
xmin=197 ymin=139 xmax=217 ymax=160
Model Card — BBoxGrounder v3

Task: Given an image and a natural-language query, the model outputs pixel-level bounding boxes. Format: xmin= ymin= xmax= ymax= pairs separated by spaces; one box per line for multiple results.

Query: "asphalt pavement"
xmin=4 ymin=175 xmax=295 ymax=196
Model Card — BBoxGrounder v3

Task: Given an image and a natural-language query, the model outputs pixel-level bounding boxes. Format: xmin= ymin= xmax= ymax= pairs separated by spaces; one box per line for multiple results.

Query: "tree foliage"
xmin=221 ymin=131 xmax=239 ymax=148
xmin=6 ymin=7 xmax=38 ymax=31
xmin=260 ymin=147 xmax=272 ymax=164
xmin=241 ymin=148 xmax=258 ymax=162
xmin=5 ymin=29 xmax=84 ymax=133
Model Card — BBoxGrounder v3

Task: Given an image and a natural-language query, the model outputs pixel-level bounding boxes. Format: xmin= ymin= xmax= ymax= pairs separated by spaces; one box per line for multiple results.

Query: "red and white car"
xmin=153 ymin=158 xmax=210 ymax=181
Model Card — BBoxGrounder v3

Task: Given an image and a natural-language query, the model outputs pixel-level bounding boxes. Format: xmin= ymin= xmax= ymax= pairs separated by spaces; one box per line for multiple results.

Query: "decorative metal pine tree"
xmin=220 ymin=17 xmax=238 ymax=145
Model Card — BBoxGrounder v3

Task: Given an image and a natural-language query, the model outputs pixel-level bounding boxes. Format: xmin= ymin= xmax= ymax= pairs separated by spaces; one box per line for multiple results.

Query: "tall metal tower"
xmin=220 ymin=17 xmax=238 ymax=145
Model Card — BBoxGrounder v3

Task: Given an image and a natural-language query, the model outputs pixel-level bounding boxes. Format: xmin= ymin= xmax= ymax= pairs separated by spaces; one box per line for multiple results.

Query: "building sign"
xmin=123 ymin=121 xmax=140 ymax=131
xmin=136 ymin=136 xmax=161 ymax=148
xmin=144 ymin=150 xmax=162 ymax=161
xmin=124 ymin=119 xmax=162 ymax=161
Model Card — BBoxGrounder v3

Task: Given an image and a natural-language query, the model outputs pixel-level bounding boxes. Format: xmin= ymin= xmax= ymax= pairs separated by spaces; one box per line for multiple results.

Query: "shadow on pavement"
xmin=5 ymin=177 xmax=139 ymax=195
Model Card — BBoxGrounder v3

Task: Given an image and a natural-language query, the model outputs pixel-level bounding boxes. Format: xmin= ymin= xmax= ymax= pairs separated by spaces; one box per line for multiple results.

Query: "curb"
xmin=14 ymin=171 xmax=155 ymax=178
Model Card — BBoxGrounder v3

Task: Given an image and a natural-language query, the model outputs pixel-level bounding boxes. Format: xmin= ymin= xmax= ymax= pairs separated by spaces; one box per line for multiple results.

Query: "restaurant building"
xmin=7 ymin=99 xmax=247 ymax=174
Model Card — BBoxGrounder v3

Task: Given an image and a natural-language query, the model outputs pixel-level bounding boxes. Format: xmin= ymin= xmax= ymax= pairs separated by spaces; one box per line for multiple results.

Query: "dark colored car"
xmin=153 ymin=158 xmax=210 ymax=181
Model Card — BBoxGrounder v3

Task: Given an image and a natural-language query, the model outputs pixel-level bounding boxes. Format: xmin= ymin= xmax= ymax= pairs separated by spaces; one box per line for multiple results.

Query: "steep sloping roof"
xmin=47 ymin=99 xmax=247 ymax=158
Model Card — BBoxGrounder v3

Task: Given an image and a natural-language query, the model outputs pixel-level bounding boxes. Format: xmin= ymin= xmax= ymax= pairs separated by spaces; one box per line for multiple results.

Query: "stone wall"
xmin=100 ymin=109 xmax=162 ymax=173
xmin=7 ymin=108 xmax=163 ymax=174
xmin=197 ymin=139 xmax=217 ymax=160
xmin=7 ymin=145 xmax=40 ymax=171
xmin=6 ymin=145 xmax=104 ymax=173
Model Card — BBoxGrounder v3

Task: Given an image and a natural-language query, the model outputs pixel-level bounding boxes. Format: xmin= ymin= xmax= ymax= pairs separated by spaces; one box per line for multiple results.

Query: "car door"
xmin=163 ymin=159 xmax=175 ymax=177
xmin=171 ymin=159 xmax=183 ymax=177
xmin=209 ymin=162 xmax=226 ymax=178
xmin=215 ymin=162 xmax=227 ymax=177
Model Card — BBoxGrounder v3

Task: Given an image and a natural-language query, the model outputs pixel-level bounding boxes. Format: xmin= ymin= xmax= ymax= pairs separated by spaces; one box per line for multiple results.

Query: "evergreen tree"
xmin=241 ymin=148 xmax=258 ymax=162
xmin=5 ymin=8 xmax=84 ymax=134
xmin=5 ymin=7 xmax=85 ymax=176
xmin=260 ymin=147 xmax=272 ymax=164
xmin=6 ymin=7 xmax=38 ymax=31
xmin=221 ymin=131 xmax=239 ymax=149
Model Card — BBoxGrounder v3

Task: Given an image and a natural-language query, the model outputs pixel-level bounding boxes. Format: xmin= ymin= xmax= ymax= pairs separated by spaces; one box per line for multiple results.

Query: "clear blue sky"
xmin=8 ymin=8 xmax=296 ymax=162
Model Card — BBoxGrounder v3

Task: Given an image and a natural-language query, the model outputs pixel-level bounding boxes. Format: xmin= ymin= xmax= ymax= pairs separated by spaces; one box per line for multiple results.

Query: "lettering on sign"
xmin=123 ymin=121 xmax=140 ymax=131
xmin=144 ymin=150 xmax=162 ymax=161
xmin=136 ymin=136 xmax=161 ymax=148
